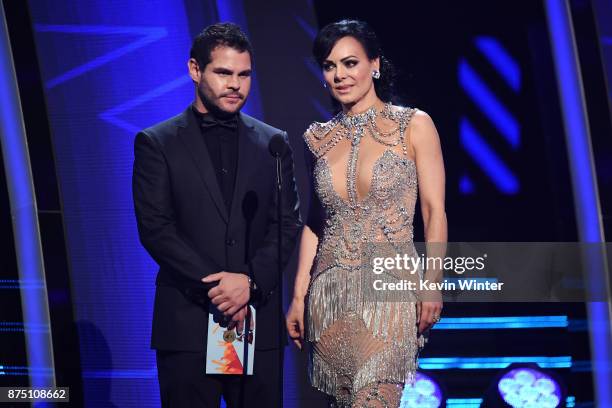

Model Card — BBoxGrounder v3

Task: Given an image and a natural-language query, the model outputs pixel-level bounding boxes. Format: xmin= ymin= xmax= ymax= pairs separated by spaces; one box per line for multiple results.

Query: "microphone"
xmin=268 ymin=134 xmax=286 ymax=158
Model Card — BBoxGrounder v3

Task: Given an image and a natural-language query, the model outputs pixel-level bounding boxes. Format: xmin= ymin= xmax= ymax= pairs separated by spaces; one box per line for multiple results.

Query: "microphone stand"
xmin=268 ymin=133 xmax=287 ymax=407
xmin=274 ymin=151 xmax=284 ymax=408
xmin=240 ymin=192 xmax=257 ymax=408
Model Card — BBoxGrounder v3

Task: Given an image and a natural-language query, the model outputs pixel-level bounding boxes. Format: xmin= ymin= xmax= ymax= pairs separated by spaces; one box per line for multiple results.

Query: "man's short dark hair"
xmin=190 ymin=22 xmax=253 ymax=68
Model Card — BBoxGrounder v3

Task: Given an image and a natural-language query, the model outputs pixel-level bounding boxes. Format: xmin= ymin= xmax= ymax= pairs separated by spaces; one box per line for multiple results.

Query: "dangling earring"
xmin=323 ymin=81 xmax=328 ymax=88
xmin=372 ymin=70 xmax=381 ymax=79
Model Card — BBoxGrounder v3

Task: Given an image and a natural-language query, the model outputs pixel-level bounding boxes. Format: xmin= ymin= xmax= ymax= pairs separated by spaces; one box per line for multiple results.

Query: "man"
xmin=132 ymin=22 xmax=302 ymax=407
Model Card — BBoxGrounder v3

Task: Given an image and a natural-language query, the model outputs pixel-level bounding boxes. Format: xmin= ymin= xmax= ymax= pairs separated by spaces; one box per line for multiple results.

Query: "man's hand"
xmin=202 ymin=272 xmax=250 ymax=317
xmin=227 ymin=305 xmax=255 ymax=334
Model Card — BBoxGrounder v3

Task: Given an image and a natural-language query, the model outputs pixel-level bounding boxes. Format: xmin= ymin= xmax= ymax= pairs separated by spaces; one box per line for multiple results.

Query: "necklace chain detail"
xmin=306 ymin=103 xmax=415 ymax=159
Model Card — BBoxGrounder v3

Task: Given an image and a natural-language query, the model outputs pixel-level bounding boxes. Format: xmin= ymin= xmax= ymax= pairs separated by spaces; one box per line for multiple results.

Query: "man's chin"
xmin=200 ymin=95 xmax=245 ymax=117
xmin=219 ymin=101 xmax=245 ymax=114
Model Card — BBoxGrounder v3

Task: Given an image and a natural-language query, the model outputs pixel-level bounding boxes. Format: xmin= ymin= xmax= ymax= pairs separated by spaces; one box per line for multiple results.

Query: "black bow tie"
xmin=199 ymin=114 xmax=238 ymax=130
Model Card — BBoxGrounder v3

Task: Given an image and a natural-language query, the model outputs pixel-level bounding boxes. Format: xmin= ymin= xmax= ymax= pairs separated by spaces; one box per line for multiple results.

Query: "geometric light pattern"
xmin=498 ymin=368 xmax=562 ymax=408
xmin=459 ymin=36 xmax=521 ymax=194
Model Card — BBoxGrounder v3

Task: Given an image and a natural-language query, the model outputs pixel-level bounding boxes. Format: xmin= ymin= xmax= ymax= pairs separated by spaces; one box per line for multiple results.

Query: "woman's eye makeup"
xmin=322 ymin=62 xmax=335 ymax=71
xmin=322 ymin=58 xmax=359 ymax=72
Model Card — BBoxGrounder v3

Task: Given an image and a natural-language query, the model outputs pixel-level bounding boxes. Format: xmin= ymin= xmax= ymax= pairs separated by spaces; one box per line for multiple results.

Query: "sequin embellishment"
xmin=303 ymin=104 xmax=426 ymax=407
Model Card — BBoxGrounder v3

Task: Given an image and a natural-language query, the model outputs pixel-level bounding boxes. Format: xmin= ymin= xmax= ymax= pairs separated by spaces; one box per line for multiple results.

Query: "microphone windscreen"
xmin=268 ymin=134 xmax=286 ymax=157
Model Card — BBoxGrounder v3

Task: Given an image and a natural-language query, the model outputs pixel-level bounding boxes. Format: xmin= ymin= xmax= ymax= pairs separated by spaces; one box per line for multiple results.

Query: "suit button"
xmin=226 ymin=239 xmax=236 ymax=246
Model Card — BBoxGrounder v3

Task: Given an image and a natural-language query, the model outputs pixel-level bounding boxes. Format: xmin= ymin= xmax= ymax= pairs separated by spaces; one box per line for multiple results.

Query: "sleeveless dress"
xmin=303 ymin=104 xmax=427 ymax=407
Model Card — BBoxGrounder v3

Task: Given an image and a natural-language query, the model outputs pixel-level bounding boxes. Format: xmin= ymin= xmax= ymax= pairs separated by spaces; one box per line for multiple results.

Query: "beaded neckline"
xmin=305 ymin=103 xmax=416 ymax=159
xmin=337 ymin=104 xmax=379 ymax=130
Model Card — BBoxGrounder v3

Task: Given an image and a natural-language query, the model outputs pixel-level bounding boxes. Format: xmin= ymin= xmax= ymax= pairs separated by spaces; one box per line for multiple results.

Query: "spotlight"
xmin=401 ymin=371 xmax=446 ymax=408
xmin=482 ymin=363 xmax=566 ymax=408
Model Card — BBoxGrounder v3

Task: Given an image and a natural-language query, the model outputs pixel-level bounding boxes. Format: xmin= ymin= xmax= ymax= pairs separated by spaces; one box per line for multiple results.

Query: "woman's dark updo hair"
xmin=313 ymin=19 xmax=396 ymax=103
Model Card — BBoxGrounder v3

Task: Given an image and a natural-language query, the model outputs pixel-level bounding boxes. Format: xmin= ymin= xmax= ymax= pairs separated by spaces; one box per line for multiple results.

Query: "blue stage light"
xmin=460 ymin=118 xmax=519 ymax=194
xmin=497 ymin=367 xmax=562 ymax=408
xmin=419 ymin=356 xmax=571 ymax=370
xmin=400 ymin=372 xmax=444 ymax=408
xmin=433 ymin=315 xmax=569 ymax=330
xmin=544 ymin=1 xmax=612 ymax=405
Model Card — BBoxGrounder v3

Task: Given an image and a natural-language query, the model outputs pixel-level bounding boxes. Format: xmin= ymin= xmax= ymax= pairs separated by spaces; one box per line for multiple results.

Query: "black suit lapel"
xmin=178 ymin=108 xmax=229 ymax=223
xmin=229 ymin=113 xmax=260 ymax=222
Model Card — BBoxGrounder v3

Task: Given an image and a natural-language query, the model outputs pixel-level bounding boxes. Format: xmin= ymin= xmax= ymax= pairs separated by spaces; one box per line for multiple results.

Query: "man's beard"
xmin=198 ymin=87 xmax=245 ymax=119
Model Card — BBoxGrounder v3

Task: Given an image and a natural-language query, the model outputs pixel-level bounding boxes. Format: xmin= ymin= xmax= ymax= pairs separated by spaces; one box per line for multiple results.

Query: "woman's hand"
xmin=417 ymin=300 xmax=443 ymax=335
xmin=286 ymin=298 xmax=305 ymax=350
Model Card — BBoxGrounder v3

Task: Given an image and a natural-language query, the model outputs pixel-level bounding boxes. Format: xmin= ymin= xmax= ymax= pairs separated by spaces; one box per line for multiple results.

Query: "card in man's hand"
xmin=205 ymin=306 xmax=255 ymax=375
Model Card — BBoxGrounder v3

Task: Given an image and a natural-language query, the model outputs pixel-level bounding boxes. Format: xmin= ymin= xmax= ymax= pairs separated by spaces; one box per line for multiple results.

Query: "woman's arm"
xmin=286 ymin=225 xmax=318 ymax=349
xmin=410 ymin=110 xmax=447 ymax=333
xmin=292 ymin=226 xmax=318 ymax=301
xmin=286 ymin=139 xmax=322 ymax=349
xmin=412 ymin=110 xmax=447 ymax=245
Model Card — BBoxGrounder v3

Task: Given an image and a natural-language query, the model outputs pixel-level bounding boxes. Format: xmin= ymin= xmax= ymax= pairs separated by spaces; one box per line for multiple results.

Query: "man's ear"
xmin=188 ymin=58 xmax=201 ymax=83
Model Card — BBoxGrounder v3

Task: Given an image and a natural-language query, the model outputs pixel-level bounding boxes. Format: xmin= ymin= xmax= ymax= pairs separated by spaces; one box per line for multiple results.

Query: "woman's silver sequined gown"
xmin=304 ymin=104 xmax=426 ymax=407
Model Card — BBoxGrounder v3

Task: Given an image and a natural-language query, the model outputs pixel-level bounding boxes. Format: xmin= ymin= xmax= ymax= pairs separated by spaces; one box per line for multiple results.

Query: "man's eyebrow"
xmin=211 ymin=67 xmax=252 ymax=75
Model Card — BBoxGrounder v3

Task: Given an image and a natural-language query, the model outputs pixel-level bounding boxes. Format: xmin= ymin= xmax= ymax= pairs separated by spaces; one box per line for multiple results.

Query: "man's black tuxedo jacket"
xmin=133 ymin=106 xmax=302 ymax=351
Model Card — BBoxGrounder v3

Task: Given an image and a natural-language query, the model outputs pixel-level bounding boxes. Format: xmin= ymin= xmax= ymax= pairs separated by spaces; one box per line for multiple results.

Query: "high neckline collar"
xmin=338 ymin=104 xmax=380 ymax=129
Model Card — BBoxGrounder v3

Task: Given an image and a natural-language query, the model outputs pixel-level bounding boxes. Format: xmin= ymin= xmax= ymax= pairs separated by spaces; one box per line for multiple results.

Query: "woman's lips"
xmin=335 ymin=85 xmax=352 ymax=94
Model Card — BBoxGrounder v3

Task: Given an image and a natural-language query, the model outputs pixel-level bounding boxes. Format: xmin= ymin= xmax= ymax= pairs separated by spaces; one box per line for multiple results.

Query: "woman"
xmin=286 ymin=19 xmax=447 ymax=407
